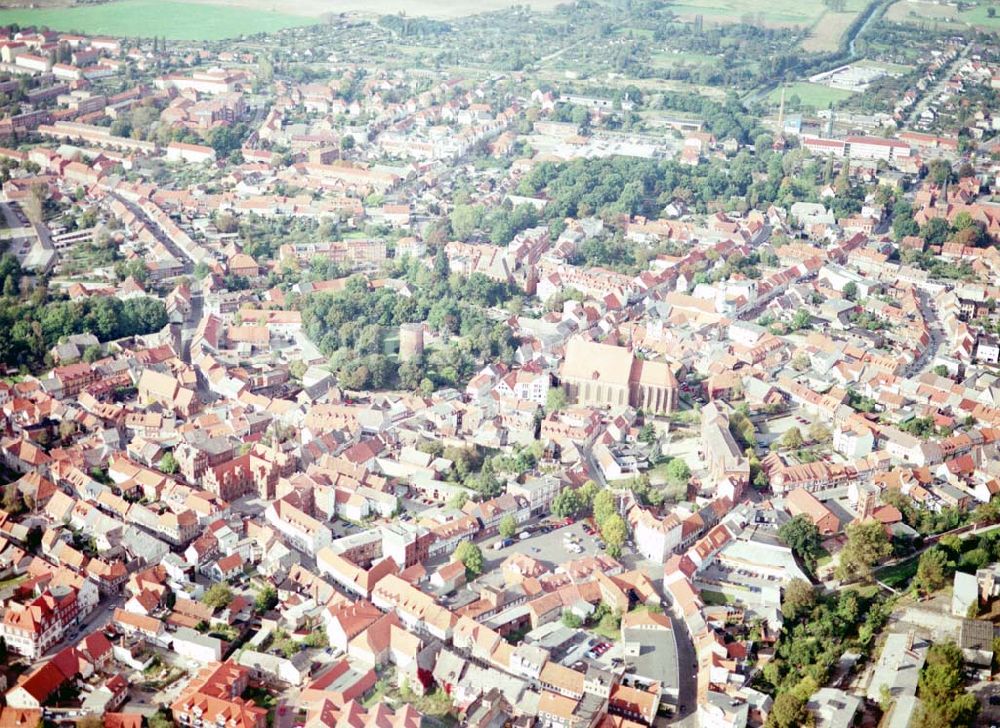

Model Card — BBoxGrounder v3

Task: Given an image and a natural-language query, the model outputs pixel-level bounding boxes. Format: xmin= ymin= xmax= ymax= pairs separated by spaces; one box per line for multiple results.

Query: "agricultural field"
xmin=767 ymin=81 xmax=856 ymax=108
xmin=665 ymin=0 xmax=869 ymax=27
xmin=0 ymin=0 xmax=319 ymax=40
xmin=801 ymin=7 xmax=859 ymax=52
xmin=886 ymin=0 xmax=1000 ymax=30
xmin=0 ymin=0 xmax=570 ymax=35
xmin=662 ymin=0 xmax=871 ymax=53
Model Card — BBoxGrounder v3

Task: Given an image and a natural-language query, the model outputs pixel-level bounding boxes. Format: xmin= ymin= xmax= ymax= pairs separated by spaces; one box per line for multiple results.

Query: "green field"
xmin=650 ymin=50 xmax=722 ymax=69
xmin=875 ymin=557 xmax=918 ymax=590
xmin=768 ymin=82 xmax=856 ymax=108
xmin=886 ymin=0 xmax=1000 ymax=30
xmin=956 ymin=3 xmax=1000 ymax=29
xmin=700 ymin=590 xmax=735 ymax=606
xmin=665 ymin=0 xmax=869 ymax=26
xmin=0 ymin=0 xmax=318 ymax=40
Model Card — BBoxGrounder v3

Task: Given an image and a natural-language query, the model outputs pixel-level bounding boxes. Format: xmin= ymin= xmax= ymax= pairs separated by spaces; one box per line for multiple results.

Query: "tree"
xmin=837 ymin=520 xmax=892 ymax=583
xmin=148 ymin=711 xmax=173 ymax=728
xmin=2 ymin=486 xmax=23 ymax=515
xmin=781 ymin=578 xmax=816 ymax=622
xmin=960 ymin=547 xmax=989 ymax=573
xmin=499 ymin=514 xmax=518 ymax=540
xmin=601 ymin=513 xmax=626 ymax=558
xmin=448 ymin=490 xmax=469 ymax=510
xmin=593 ymin=490 xmax=616 ymax=528
xmin=83 ymin=344 xmax=102 ymax=363
xmin=454 ymin=540 xmax=484 ymax=579
xmin=920 ymin=217 xmax=950 ymax=246
xmin=255 ymin=586 xmax=278 ymax=613
xmin=781 ymin=427 xmax=804 ymax=449
xmin=915 ymin=547 xmax=949 ymax=596
xmin=26 ymin=525 xmax=42 ymax=552
xmin=665 ymin=458 xmax=691 ymax=488
xmin=767 ymin=692 xmax=808 ymax=728
xmin=578 ymin=480 xmax=600 ymax=508
xmin=546 ymin=387 xmax=567 ymax=412
xmin=203 ymin=583 xmax=234 ymax=609
xmin=808 ymin=422 xmax=830 ymax=443
xmin=918 ymin=641 xmax=979 ymax=728
xmin=638 ymin=423 xmax=657 ymax=445
xmin=561 ymin=610 xmax=583 ymax=628
xmin=158 ymin=451 xmax=178 ymax=475
xmin=778 ymin=514 xmax=822 ymax=569
xmin=842 ymin=281 xmax=857 ymax=301
xmin=450 ymin=204 xmax=484 ymax=240
xmin=551 ymin=488 xmax=583 ymax=518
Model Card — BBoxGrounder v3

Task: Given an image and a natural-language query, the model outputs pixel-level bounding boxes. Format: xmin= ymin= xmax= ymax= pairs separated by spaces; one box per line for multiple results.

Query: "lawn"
xmin=701 ymin=590 xmax=734 ymax=606
xmin=0 ymin=573 xmax=26 ymax=591
xmin=767 ymin=82 xmax=856 ymax=109
xmin=815 ymin=546 xmax=833 ymax=569
xmin=875 ymin=557 xmax=918 ymax=591
xmin=590 ymin=621 xmax=621 ymax=642
xmin=0 ymin=0 xmax=319 ymax=40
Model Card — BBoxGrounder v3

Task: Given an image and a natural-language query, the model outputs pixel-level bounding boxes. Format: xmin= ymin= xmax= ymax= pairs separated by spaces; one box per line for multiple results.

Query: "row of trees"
xmin=550 ymin=480 xmax=627 ymax=557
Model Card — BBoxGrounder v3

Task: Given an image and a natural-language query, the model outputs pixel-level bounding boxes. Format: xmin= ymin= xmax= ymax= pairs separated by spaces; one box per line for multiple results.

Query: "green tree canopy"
xmin=837 ymin=520 xmax=892 ymax=583
xmin=158 ymin=451 xmax=178 ymax=475
xmin=552 ymin=488 xmax=583 ymax=518
xmin=917 ymin=641 xmax=978 ymax=728
xmin=781 ymin=578 xmax=816 ymax=622
xmin=454 ymin=540 xmax=484 ymax=579
xmin=665 ymin=458 xmax=691 ymax=487
xmin=781 ymin=427 xmax=804 ymax=449
xmin=601 ymin=513 xmax=626 ymax=558
xmin=915 ymin=548 xmax=950 ymax=597
xmin=593 ymin=490 xmax=617 ymax=528
xmin=779 ymin=514 xmax=822 ymax=571
xmin=203 ymin=583 xmax=234 ymax=609
xmin=498 ymin=514 xmax=518 ymax=540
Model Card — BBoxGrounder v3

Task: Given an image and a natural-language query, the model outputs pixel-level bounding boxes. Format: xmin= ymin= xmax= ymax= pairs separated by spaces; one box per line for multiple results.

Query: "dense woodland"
xmin=0 ymin=255 xmax=168 ymax=371
xmin=298 ymin=256 xmax=519 ymax=392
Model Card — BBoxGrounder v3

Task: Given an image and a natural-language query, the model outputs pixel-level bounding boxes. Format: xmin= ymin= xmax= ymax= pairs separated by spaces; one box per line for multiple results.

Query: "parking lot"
xmin=478 ymin=519 xmax=608 ymax=572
